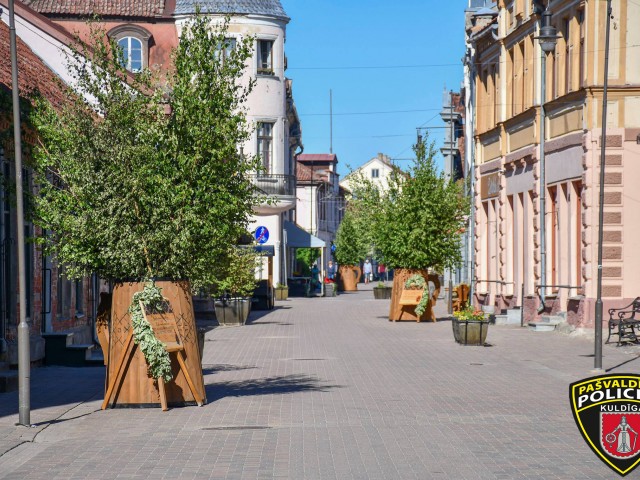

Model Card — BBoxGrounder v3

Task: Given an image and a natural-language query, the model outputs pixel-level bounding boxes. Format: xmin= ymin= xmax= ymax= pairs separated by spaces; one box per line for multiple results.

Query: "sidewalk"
xmin=1 ymin=284 xmax=639 ymax=479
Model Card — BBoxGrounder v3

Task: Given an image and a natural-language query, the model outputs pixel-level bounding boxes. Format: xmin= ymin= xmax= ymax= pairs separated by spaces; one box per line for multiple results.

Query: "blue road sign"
xmin=254 ymin=226 xmax=269 ymax=244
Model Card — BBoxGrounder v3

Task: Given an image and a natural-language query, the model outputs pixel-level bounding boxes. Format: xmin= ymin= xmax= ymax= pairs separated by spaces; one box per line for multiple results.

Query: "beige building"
xmin=466 ymin=0 xmax=640 ymax=329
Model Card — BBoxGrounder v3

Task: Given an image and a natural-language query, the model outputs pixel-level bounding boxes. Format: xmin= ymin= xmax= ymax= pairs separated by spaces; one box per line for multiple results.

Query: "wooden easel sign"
xmin=399 ymin=289 xmax=423 ymax=306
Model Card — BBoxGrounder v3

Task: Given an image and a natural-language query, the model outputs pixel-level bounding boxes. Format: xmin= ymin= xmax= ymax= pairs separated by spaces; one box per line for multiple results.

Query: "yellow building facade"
xmin=468 ymin=0 xmax=640 ymax=328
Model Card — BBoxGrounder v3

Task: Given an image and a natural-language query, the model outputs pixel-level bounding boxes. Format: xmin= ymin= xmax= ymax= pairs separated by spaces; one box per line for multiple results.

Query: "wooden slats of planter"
xmin=102 ymin=281 xmax=206 ymax=409
xmin=389 ymin=269 xmax=441 ymax=322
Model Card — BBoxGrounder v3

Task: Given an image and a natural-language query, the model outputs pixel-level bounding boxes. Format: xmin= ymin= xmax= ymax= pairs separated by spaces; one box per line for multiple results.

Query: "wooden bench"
xmin=452 ymin=284 xmax=470 ymax=312
xmin=606 ymin=297 xmax=640 ymax=347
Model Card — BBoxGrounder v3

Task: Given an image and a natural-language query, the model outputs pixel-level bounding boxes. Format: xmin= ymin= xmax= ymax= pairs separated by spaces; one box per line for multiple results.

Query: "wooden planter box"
xmin=373 ymin=286 xmax=392 ymax=299
xmin=451 ymin=318 xmax=490 ymax=346
xmin=275 ymin=287 xmax=288 ymax=300
xmin=389 ymin=269 xmax=440 ymax=322
xmin=103 ymin=281 xmax=206 ymax=408
xmin=338 ymin=265 xmax=361 ymax=291
xmin=214 ymin=298 xmax=251 ymax=326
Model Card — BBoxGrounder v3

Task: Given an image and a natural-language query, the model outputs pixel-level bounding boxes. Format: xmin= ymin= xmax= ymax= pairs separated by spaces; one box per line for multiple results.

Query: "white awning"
xmin=283 ymin=221 xmax=326 ymax=248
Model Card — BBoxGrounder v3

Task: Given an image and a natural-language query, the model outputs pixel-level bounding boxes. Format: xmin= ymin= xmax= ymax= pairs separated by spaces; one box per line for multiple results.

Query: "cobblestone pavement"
xmin=1 ymin=285 xmax=640 ymax=479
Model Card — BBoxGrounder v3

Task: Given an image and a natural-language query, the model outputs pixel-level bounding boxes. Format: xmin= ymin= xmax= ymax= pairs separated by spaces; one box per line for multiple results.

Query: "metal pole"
xmin=594 ymin=0 xmax=613 ymax=372
xmin=329 ymin=90 xmax=333 ymax=154
xmin=539 ymin=45 xmax=547 ymax=313
xmin=448 ymin=94 xmax=454 ymax=315
xmin=9 ymin=0 xmax=31 ymax=426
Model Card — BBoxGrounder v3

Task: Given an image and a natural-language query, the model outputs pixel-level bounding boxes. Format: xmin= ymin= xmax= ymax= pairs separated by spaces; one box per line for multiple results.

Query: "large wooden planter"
xmin=452 ymin=318 xmax=489 ymax=346
xmin=214 ymin=298 xmax=251 ymax=325
xmin=103 ymin=281 xmax=206 ymax=408
xmin=338 ymin=265 xmax=361 ymax=291
xmin=389 ymin=269 xmax=440 ymax=322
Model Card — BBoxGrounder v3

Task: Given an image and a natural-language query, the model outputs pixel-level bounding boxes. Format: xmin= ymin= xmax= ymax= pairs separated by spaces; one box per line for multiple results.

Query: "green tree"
xmin=29 ymin=15 xmax=260 ymax=291
xmin=333 ymin=210 xmax=368 ymax=266
xmin=371 ymin=139 xmax=468 ymax=271
xmin=295 ymin=247 xmax=320 ymax=276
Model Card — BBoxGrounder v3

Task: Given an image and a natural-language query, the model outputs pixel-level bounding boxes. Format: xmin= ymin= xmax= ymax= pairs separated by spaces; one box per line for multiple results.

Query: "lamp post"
xmin=8 ymin=0 xmax=31 ymax=426
xmin=594 ymin=0 xmax=613 ymax=373
xmin=535 ymin=9 xmax=557 ymax=313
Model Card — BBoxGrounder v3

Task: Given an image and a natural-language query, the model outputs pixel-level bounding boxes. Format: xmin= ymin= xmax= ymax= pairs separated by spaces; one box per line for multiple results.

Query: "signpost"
xmin=254 ymin=226 xmax=269 ymax=245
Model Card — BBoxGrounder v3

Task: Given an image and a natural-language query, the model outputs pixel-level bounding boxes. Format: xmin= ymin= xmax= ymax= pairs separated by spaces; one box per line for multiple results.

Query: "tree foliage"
xmin=29 ymin=15 xmax=260 ymax=291
xmin=370 ymin=139 xmax=468 ymax=271
xmin=295 ymin=247 xmax=321 ymax=273
xmin=333 ymin=210 xmax=368 ymax=266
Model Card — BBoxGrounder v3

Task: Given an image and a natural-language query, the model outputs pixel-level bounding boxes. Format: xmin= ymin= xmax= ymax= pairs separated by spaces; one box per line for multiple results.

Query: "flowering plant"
xmin=453 ymin=305 xmax=486 ymax=322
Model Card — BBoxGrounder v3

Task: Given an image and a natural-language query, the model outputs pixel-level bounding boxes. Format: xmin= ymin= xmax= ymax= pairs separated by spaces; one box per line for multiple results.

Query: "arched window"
xmin=118 ymin=36 xmax=143 ymax=72
xmin=108 ymin=25 xmax=152 ymax=73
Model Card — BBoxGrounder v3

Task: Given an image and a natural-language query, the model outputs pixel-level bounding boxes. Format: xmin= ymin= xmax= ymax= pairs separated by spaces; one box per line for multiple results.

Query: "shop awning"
xmin=284 ymin=221 xmax=326 ymax=248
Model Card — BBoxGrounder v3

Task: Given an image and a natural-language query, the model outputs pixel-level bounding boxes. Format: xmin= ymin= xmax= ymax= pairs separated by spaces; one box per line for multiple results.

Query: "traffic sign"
xmin=254 ymin=226 xmax=269 ymax=244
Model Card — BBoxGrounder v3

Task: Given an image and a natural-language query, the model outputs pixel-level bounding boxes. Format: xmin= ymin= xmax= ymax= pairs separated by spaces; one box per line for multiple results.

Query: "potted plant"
xmin=333 ymin=211 xmax=366 ymax=291
xmin=29 ymin=15 xmax=259 ymax=407
xmin=213 ymin=247 xmax=259 ymax=326
xmin=349 ymin=139 xmax=468 ymax=321
xmin=451 ymin=306 xmax=490 ymax=346
xmin=274 ymin=282 xmax=288 ymax=300
xmin=373 ymin=281 xmax=392 ymax=300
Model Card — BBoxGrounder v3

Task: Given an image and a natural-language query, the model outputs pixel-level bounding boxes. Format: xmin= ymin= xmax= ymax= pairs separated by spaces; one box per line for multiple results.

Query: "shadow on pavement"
xmin=202 ymin=364 xmax=257 ymax=375
xmin=205 ymin=374 xmax=341 ymax=402
xmin=0 ymin=366 xmax=105 ymax=420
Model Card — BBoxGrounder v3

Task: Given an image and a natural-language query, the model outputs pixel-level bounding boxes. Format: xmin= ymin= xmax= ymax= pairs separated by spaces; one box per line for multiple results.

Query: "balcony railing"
xmin=249 ymin=174 xmax=296 ymax=197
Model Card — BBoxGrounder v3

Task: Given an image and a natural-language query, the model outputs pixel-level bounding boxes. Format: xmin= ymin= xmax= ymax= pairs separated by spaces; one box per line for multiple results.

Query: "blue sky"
xmin=281 ymin=0 xmax=469 ymax=177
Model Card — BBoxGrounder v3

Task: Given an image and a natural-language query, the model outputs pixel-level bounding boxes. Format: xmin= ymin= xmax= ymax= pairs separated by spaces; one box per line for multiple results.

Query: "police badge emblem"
xmin=570 ymin=374 xmax=640 ymax=476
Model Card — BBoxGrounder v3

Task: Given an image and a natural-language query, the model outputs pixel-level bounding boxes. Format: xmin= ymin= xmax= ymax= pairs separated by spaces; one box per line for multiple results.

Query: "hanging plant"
xmin=404 ymin=274 xmax=429 ymax=317
xmin=128 ymin=281 xmax=172 ymax=382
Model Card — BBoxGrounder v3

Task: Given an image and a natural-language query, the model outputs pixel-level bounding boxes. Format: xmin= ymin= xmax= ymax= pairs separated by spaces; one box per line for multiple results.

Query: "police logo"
xmin=570 ymin=374 xmax=640 ymax=476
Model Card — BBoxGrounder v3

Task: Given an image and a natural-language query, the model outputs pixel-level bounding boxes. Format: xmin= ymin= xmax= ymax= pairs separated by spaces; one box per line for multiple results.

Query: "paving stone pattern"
xmin=1 ymin=285 xmax=640 ymax=479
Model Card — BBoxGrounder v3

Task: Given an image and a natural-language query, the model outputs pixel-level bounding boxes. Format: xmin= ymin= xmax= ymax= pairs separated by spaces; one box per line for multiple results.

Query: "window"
xmin=257 ymin=40 xmax=274 ymax=75
xmin=75 ymin=280 xmax=84 ymax=315
xmin=56 ymin=265 xmax=72 ymax=319
xmin=564 ymin=18 xmax=572 ymax=94
xmin=108 ymin=25 xmax=152 ymax=73
xmin=118 ymin=37 xmax=143 ymax=72
xmin=217 ymin=37 xmax=236 ymax=62
xmin=257 ymin=122 xmax=274 ymax=173
xmin=371 ymin=169 xmax=380 ymax=179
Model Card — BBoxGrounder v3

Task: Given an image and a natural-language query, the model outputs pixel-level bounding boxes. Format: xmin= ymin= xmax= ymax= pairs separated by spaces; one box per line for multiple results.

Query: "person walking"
xmin=363 ymin=258 xmax=373 ymax=284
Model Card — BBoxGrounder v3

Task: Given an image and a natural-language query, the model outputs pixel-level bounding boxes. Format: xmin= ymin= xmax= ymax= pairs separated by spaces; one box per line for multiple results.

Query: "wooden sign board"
xmin=399 ymin=289 xmax=424 ymax=306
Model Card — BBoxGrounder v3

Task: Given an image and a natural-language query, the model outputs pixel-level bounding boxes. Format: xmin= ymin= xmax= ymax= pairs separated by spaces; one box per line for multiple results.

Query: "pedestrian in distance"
xmin=327 ymin=260 xmax=337 ymax=281
xmin=363 ymin=258 xmax=373 ymax=284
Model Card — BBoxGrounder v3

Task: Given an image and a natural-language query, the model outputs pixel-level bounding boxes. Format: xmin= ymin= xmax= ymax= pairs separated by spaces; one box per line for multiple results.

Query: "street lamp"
xmin=535 ymin=8 xmax=557 ymax=313
xmin=594 ymin=0 xmax=613 ymax=373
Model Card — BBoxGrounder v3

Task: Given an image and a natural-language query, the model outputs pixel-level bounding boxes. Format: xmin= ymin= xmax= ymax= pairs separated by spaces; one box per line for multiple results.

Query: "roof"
xmin=296 ymin=163 xmax=331 ymax=183
xmin=174 ymin=0 xmax=289 ymax=20
xmin=298 ymin=153 xmax=337 ymax=163
xmin=23 ymin=0 xmax=168 ymax=18
xmin=0 ymin=21 xmax=67 ymax=110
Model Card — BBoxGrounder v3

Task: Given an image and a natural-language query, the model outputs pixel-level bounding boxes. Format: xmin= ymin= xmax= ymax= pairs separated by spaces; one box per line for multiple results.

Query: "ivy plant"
xmin=129 ymin=282 xmax=172 ymax=381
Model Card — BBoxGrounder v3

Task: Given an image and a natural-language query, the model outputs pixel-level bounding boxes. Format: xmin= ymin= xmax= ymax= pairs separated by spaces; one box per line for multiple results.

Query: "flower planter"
xmin=451 ymin=318 xmax=490 ymax=346
xmin=214 ymin=297 xmax=251 ymax=326
xmin=338 ymin=265 xmax=361 ymax=292
xmin=324 ymin=283 xmax=337 ymax=297
xmin=373 ymin=286 xmax=392 ymax=299
xmin=275 ymin=287 xmax=288 ymax=300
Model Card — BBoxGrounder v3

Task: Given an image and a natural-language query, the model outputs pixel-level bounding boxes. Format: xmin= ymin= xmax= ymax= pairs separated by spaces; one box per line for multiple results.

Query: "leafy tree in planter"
xmin=29 ymin=15 xmax=259 ymax=291
xmin=29 ymin=15 xmax=260 ymax=380
xmin=372 ymin=138 xmax=468 ymax=271
xmin=333 ymin=210 xmax=368 ymax=266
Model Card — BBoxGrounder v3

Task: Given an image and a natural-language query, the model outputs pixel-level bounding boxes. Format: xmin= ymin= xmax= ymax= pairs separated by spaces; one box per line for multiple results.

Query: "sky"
xmin=281 ymin=0 xmax=469 ymax=177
